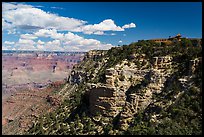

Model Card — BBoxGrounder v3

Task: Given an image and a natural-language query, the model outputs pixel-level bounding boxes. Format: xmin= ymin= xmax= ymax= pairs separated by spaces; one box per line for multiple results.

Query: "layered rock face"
xmin=86 ymin=55 xmax=174 ymax=129
xmin=88 ymin=58 xmax=148 ymax=117
xmin=89 ymin=86 xmax=125 ymax=117
xmin=119 ymin=56 xmax=173 ymax=129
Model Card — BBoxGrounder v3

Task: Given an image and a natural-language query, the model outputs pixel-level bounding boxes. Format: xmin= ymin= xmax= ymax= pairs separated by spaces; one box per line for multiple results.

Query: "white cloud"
xmin=73 ymin=19 xmax=124 ymax=35
xmin=15 ymin=41 xmax=37 ymax=51
xmin=43 ymin=40 xmax=64 ymax=51
xmin=34 ymin=29 xmax=64 ymax=40
xmin=35 ymin=29 xmax=56 ymax=37
xmin=20 ymin=33 xmax=38 ymax=39
xmin=50 ymin=6 xmax=64 ymax=10
xmin=8 ymin=37 xmax=36 ymax=51
xmin=2 ymin=2 xmax=33 ymax=11
xmin=118 ymin=40 xmax=122 ymax=43
xmin=61 ymin=31 xmax=113 ymax=51
xmin=17 ymin=45 xmax=37 ymax=51
xmin=2 ymin=44 xmax=16 ymax=50
xmin=2 ymin=18 xmax=12 ymax=30
xmin=2 ymin=2 xmax=137 ymax=51
xmin=3 ymin=2 xmax=136 ymax=35
xmin=19 ymin=38 xmax=35 ymax=44
xmin=37 ymin=40 xmax=45 ymax=45
xmin=47 ymin=39 xmax=61 ymax=46
xmin=122 ymin=23 xmax=136 ymax=29
xmin=36 ymin=44 xmax=44 ymax=50
xmin=93 ymin=31 xmax=105 ymax=35
xmin=94 ymin=19 xmax=123 ymax=31
xmin=2 ymin=2 xmax=86 ymax=32
xmin=9 ymin=28 xmax=114 ymax=51
xmin=8 ymin=29 xmax=17 ymax=34
xmin=4 ymin=41 xmax=15 ymax=45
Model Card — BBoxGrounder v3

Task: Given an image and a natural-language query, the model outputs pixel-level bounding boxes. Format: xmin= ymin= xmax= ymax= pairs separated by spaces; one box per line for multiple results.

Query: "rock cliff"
xmin=28 ymin=41 xmax=202 ymax=135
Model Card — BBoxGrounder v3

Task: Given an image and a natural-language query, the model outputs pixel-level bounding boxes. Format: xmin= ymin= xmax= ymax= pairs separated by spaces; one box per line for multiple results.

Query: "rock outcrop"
xmin=119 ymin=56 xmax=173 ymax=130
xmin=83 ymin=50 xmax=107 ymax=61
xmin=88 ymin=60 xmax=149 ymax=117
xmin=86 ymin=55 xmax=174 ymax=130
xmin=188 ymin=57 xmax=202 ymax=75
xmin=153 ymin=55 xmax=172 ymax=70
xmin=89 ymin=86 xmax=125 ymax=117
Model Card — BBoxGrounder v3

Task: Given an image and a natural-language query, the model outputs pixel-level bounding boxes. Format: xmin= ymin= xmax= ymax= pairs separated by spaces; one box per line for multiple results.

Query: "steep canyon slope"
xmin=28 ymin=40 xmax=202 ymax=135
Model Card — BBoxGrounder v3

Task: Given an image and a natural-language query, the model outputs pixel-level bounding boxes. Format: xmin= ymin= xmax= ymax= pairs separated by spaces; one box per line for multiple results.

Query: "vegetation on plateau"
xmin=27 ymin=40 xmax=202 ymax=135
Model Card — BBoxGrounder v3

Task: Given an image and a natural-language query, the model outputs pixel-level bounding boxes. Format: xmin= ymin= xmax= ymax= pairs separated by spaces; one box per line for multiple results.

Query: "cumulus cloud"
xmin=14 ymin=39 xmax=37 ymax=51
xmin=118 ymin=40 xmax=122 ymax=43
xmin=18 ymin=38 xmax=35 ymax=45
xmin=37 ymin=40 xmax=45 ymax=45
xmin=61 ymin=31 xmax=113 ymax=51
xmin=43 ymin=40 xmax=64 ymax=51
xmin=10 ymin=28 xmax=113 ymax=51
xmin=2 ymin=2 xmax=33 ymax=11
xmin=74 ymin=19 xmax=136 ymax=35
xmin=34 ymin=29 xmax=64 ymax=40
xmin=36 ymin=44 xmax=44 ymax=50
xmin=122 ymin=23 xmax=136 ymax=29
xmin=16 ymin=44 xmax=37 ymax=51
xmin=4 ymin=41 xmax=15 ymax=45
xmin=2 ymin=2 xmax=86 ymax=32
xmin=2 ymin=2 xmax=136 ymax=35
xmin=2 ymin=2 xmax=136 ymax=51
xmin=20 ymin=34 xmax=38 ymax=39
xmin=72 ymin=19 xmax=125 ymax=35
xmin=2 ymin=44 xmax=16 ymax=50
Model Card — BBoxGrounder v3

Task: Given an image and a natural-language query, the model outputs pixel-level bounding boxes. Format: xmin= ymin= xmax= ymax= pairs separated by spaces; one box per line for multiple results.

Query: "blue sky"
xmin=2 ymin=2 xmax=202 ymax=51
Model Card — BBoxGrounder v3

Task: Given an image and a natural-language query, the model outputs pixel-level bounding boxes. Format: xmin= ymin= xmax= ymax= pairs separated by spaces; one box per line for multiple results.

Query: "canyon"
xmin=2 ymin=39 xmax=202 ymax=135
xmin=27 ymin=41 xmax=202 ymax=135
xmin=2 ymin=50 xmax=85 ymax=135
